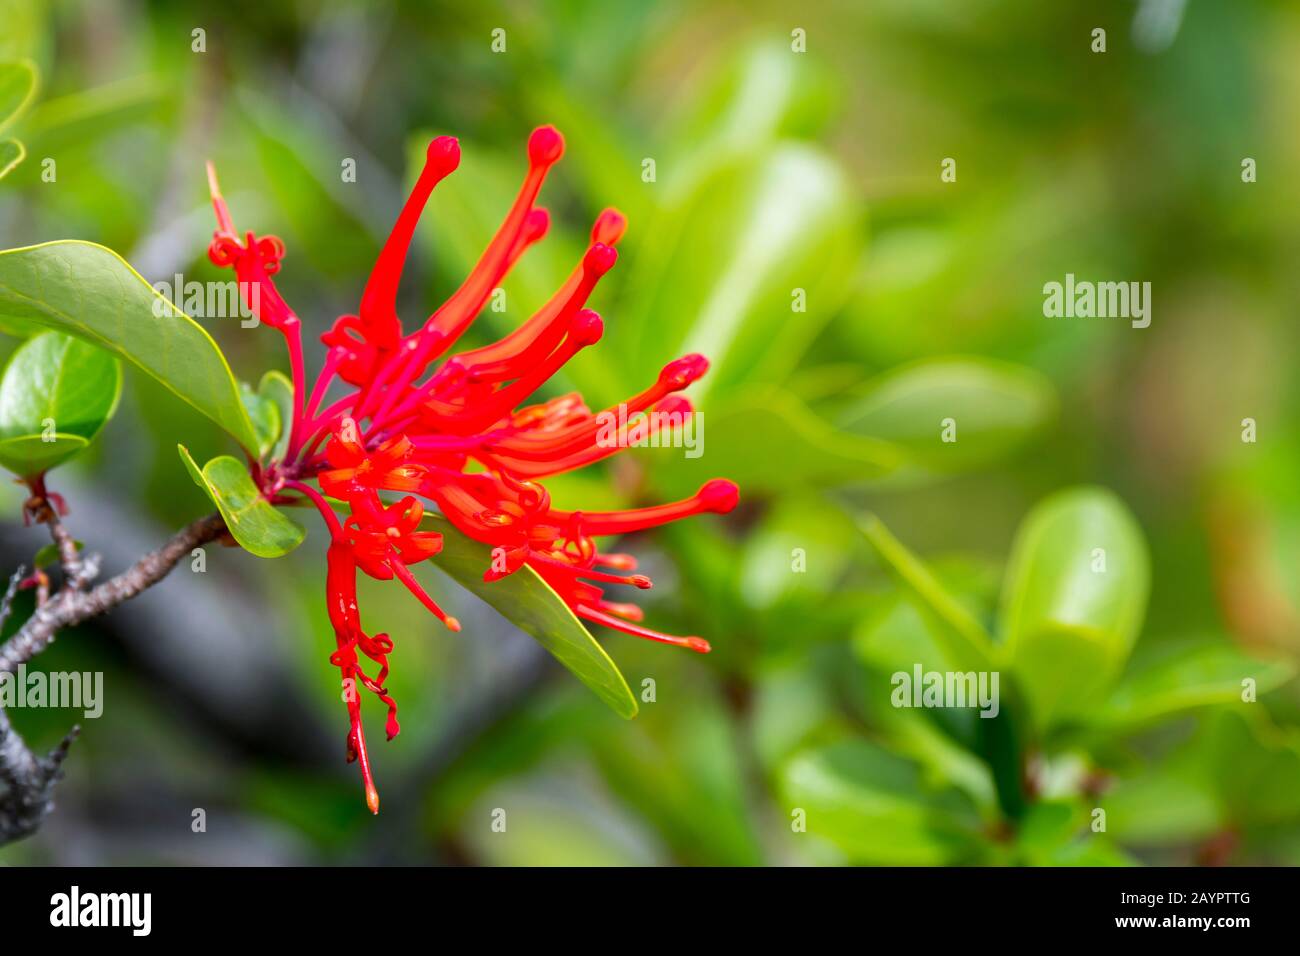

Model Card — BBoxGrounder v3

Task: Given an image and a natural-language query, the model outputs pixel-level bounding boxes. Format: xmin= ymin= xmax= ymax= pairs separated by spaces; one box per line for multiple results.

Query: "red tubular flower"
xmin=317 ymin=429 xmax=426 ymax=498
xmin=207 ymin=126 xmax=739 ymax=813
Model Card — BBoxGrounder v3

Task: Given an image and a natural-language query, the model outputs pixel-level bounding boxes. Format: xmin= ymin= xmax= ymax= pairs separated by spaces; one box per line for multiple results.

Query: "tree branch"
xmin=0 ymin=513 xmax=226 ymax=675
xmin=0 ymin=510 xmax=226 ymax=845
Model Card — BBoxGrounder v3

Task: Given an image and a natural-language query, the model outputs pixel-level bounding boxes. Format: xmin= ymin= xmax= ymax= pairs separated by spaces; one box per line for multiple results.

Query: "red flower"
xmin=317 ymin=429 xmax=425 ymax=498
xmin=208 ymin=126 xmax=739 ymax=812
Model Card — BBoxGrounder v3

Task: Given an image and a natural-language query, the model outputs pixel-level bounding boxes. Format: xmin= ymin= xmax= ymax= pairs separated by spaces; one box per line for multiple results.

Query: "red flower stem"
xmin=303 ymin=351 xmax=341 ymax=427
xmin=285 ymin=479 xmax=344 ymax=539
xmin=289 ymin=352 xmax=342 ymax=461
xmin=353 ymin=347 xmax=409 ymax=421
xmin=303 ymin=393 xmax=357 ymax=435
xmin=280 ymin=319 xmax=309 ymax=458
xmin=297 ymin=411 xmax=349 ymax=465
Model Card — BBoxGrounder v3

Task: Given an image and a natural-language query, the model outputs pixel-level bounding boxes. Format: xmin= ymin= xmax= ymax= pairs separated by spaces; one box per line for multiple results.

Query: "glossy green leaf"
xmin=240 ymin=379 xmax=283 ymax=462
xmin=178 ymin=445 xmax=304 ymax=558
xmin=859 ymin=513 xmax=996 ymax=671
xmin=19 ymin=76 xmax=163 ymax=159
xmin=999 ymin=487 xmax=1150 ymax=729
xmin=1008 ymin=623 xmax=1122 ymax=733
xmin=777 ymin=739 xmax=979 ymax=865
xmin=0 ymin=434 xmax=86 ymax=476
xmin=1099 ymin=640 xmax=1295 ymax=729
xmin=0 ymin=330 xmax=121 ymax=476
xmin=0 ymin=138 xmax=23 ymax=179
xmin=839 ymin=356 xmax=1056 ymax=472
xmin=0 ymin=241 xmax=260 ymax=450
xmin=0 ymin=59 xmax=36 ymax=133
xmin=653 ymin=387 xmax=901 ymax=499
xmin=257 ymin=369 xmax=295 ymax=462
xmin=619 ymin=144 xmax=861 ymax=402
xmin=422 ymin=512 xmax=639 ymax=720
xmin=885 ymin=705 xmax=1000 ymax=818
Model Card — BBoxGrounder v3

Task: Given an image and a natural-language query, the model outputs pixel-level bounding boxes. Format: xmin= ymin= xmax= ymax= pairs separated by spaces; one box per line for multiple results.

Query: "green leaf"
xmin=0 ymin=241 xmax=260 ymax=450
xmin=859 ymin=513 xmax=996 ymax=671
xmin=653 ymin=387 xmax=901 ymax=499
xmin=777 ymin=739 xmax=980 ymax=865
xmin=1010 ymin=801 xmax=1133 ymax=866
xmin=0 ymin=138 xmax=23 ymax=179
xmin=178 ymin=445 xmax=304 ymax=558
xmin=257 ymin=369 xmax=294 ymax=462
xmin=999 ymin=487 xmax=1150 ymax=730
xmin=0 ymin=330 xmax=121 ymax=476
xmin=855 ymin=555 xmax=1001 ymax=673
xmin=0 ymin=59 xmax=36 ymax=133
xmin=1105 ymin=756 xmax=1224 ymax=846
xmin=0 ymin=1 xmax=42 ymax=63
xmin=890 ymin=709 xmax=1000 ymax=818
xmin=1006 ymin=623 xmax=1119 ymax=734
xmin=1113 ymin=710 xmax=1300 ymax=840
xmin=20 ymin=76 xmax=163 ymax=159
xmin=839 ymin=356 xmax=1056 ymax=473
xmin=1197 ymin=711 xmax=1300 ymax=827
xmin=241 ymin=93 xmax=382 ymax=277
xmin=667 ymin=39 xmax=837 ymax=163
xmin=591 ymin=690 xmax=765 ymax=864
xmin=422 ymin=512 xmax=639 ymax=719
xmin=240 ymin=379 xmax=283 ymax=462
xmin=0 ymin=434 xmax=86 ymax=476
xmin=739 ymin=493 xmax=865 ymax=611
xmin=1099 ymin=640 xmax=1295 ymax=729
xmin=750 ymin=665 xmax=842 ymax=773
xmin=34 ymin=539 xmax=81 ymax=569
xmin=0 ymin=332 xmax=124 ymax=439
xmin=624 ymin=144 xmax=861 ymax=402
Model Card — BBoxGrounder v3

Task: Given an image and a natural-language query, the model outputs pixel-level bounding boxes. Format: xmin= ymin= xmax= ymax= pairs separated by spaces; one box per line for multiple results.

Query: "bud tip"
xmin=528 ymin=125 xmax=564 ymax=166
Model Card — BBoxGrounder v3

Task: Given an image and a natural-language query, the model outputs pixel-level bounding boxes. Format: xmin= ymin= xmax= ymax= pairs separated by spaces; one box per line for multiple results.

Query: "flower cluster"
xmin=206 ymin=127 xmax=738 ymax=812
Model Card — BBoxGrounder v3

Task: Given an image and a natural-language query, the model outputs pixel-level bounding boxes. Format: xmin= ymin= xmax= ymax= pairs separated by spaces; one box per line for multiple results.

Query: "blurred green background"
xmin=2 ymin=0 xmax=1300 ymax=865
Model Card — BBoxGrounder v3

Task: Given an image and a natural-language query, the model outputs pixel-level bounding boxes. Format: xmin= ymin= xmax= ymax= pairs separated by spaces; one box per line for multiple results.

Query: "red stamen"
xmin=552 ymin=480 xmax=739 ymax=536
xmin=575 ymin=604 xmax=711 ymax=653
xmin=389 ymin=558 xmax=461 ymax=631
